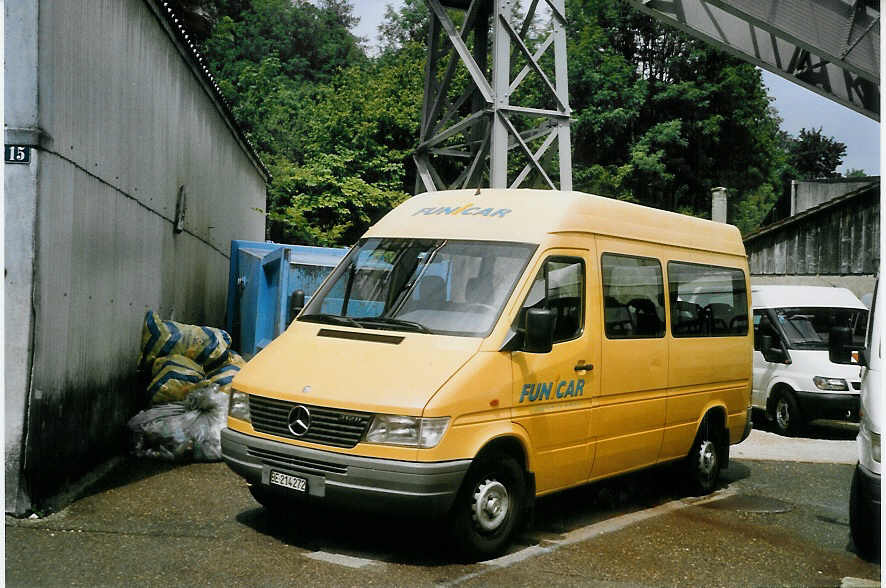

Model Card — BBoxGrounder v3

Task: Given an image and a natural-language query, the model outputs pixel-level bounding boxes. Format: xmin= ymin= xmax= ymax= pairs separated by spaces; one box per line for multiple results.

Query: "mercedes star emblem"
xmin=287 ymin=405 xmax=311 ymax=437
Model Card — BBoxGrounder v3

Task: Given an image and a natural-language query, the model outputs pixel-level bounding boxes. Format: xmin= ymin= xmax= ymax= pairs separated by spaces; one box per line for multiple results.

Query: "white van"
xmin=830 ymin=279 xmax=881 ymax=558
xmin=752 ymin=285 xmax=868 ymax=435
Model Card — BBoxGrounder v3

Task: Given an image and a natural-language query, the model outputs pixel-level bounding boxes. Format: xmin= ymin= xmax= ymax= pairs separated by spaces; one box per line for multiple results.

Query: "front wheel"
xmin=686 ymin=418 xmax=724 ymax=495
xmin=451 ymin=453 xmax=526 ymax=561
xmin=772 ymin=389 xmax=803 ymax=436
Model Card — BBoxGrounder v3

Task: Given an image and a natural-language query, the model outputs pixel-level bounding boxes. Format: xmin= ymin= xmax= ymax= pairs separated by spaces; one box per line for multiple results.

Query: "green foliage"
xmin=267 ymin=151 xmax=409 ymax=246
xmin=844 ymin=168 xmax=868 ymax=178
xmin=787 ymin=127 xmax=847 ymax=179
xmin=567 ymin=0 xmax=786 ymax=230
xmin=200 ymin=0 xmax=422 ymax=246
xmin=378 ymin=0 xmax=430 ymax=53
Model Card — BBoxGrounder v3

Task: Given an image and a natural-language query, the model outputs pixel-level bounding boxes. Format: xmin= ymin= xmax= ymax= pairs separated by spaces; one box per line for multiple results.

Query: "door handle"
xmin=574 ymin=362 xmax=593 ymax=372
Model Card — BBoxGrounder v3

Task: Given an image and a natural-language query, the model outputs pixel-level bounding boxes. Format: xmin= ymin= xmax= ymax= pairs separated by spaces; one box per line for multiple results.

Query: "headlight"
xmin=364 ymin=415 xmax=450 ymax=448
xmin=813 ymin=376 xmax=849 ymax=391
xmin=872 ymin=432 xmax=881 ymax=463
xmin=229 ymin=390 xmax=250 ymax=422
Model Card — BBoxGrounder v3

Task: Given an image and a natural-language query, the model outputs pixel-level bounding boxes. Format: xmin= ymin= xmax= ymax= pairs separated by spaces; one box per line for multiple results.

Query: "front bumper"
xmin=221 ymin=428 xmax=471 ymax=516
xmin=794 ymin=391 xmax=860 ymax=422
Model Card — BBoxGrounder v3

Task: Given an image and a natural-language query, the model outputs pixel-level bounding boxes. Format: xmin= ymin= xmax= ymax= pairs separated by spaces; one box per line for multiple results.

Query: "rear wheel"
xmin=451 ymin=453 xmax=526 ymax=561
xmin=686 ymin=416 xmax=724 ymax=495
xmin=771 ymin=388 xmax=803 ymax=436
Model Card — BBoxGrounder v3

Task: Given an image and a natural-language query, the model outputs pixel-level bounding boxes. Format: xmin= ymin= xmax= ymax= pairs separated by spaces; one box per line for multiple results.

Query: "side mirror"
xmin=829 ymin=326 xmax=865 ymax=366
xmin=289 ymin=289 xmax=306 ymax=322
xmin=759 ymin=334 xmax=790 ymax=364
xmin=525 ymin=308 xmax=555 ymax=354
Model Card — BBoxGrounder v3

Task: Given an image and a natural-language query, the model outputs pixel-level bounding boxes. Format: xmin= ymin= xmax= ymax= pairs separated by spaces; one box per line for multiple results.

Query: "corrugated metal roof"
xmin=145 ymin=0 xmax=271 ymax=182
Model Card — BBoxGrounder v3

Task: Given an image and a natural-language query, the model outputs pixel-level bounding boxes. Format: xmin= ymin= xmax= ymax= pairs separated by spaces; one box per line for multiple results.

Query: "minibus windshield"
xmin=774 ymin=306 xmax=868 ymax=350
xmin=300 ymin=238 xmax=536 ymax=337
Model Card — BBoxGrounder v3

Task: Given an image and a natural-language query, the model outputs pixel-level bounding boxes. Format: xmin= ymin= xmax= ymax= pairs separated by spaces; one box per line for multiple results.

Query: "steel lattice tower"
xmin=415 ymin=0 xmax=571 ymax=193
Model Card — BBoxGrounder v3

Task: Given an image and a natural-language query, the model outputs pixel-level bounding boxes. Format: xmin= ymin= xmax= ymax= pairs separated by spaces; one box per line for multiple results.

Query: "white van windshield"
xmin=300 ymin=238 xmax=536 ymax=337
xmin=774 ymin=307 xmax=868 ymax=350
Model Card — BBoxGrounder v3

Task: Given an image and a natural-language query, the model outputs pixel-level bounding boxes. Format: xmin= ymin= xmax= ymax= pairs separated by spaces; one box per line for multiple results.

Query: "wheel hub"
xmin=472 ymin=478 xmax=510 ymax=532
xmin=697 ymin=440 xmax=717 ymax=479
xmin=776 ymin=398 xmax=790 ymax=429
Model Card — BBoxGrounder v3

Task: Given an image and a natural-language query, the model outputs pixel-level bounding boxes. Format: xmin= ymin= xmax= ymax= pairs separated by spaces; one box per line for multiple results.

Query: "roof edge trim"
xmin=144 ymin=0 xmax=271 ymax=183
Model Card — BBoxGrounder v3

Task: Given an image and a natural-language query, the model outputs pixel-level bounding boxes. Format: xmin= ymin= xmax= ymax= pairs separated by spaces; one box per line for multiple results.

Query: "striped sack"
xmin=147 ymin=354 xmax=205 ymax=405
xmin=139 ymin=311 xmax=232 ymax=371
xmin=205 ymin=351 xmax=246 ymax=394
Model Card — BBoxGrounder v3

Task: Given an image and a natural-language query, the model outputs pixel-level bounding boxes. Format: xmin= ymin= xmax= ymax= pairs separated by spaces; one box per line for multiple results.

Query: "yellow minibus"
xmin=221 ymin=189 xmax=753 ymax=558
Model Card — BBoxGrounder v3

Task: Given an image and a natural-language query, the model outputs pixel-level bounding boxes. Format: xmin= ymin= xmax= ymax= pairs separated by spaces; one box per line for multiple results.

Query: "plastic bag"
xmin=128 ymin=384 xmax=229 ymax=462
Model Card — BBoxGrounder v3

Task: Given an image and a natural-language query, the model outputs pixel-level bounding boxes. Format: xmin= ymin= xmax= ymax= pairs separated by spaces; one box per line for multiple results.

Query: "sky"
xmin=350 ymin=1 xmax=881 ymax=176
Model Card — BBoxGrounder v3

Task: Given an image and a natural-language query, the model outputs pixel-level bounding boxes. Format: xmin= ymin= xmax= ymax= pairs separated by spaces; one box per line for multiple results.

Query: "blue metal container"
xmin=226 ymin=240 xmax=348 ymax=358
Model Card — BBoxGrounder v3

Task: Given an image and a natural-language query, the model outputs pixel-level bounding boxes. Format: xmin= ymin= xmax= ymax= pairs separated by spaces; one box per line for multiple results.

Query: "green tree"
xmin=266 ymin=48 xmax=425 ymax=244
xmin=379 ymin=0 xmax=430 ymax=53
xmin=566 ymin=0 xmax=785 ymax=234
xmin=788 ymin=127 xmax=847 ymax=179
xmin=199 ymin=0 xmax=424 ymax=245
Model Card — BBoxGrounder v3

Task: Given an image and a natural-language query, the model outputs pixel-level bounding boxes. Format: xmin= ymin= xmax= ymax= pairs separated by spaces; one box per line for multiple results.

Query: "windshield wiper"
xmin=358 ymin=317 xmax=431 ymax=333
xmin=299 ymin=313 xmax=363 ymax=328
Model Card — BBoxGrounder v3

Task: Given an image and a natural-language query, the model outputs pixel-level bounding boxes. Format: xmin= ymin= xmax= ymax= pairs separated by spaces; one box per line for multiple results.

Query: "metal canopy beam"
xmin=416 ymin=0 xmax=572 ymax=193
xmin=626 ymin=0 xmax=880 ymax=121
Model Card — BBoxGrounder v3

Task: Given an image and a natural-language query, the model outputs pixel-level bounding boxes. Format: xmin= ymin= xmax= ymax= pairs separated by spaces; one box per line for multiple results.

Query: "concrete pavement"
xmin=6 ymin=424 xmax=881 ymax=587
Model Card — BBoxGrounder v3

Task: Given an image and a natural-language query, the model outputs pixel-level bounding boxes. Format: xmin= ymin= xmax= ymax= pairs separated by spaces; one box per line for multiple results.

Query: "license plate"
xmin=269 ymin=470 xmax=307 ymax=493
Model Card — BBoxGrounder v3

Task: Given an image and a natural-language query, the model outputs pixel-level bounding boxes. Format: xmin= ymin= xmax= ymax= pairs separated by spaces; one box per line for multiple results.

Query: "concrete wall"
xmin=5 ymin=0 xmax=266 ymax=514
xmin=5 ymin=0 xmax=41 ymax=516
xmin=792 ymin=178 xmax=878 ymax=215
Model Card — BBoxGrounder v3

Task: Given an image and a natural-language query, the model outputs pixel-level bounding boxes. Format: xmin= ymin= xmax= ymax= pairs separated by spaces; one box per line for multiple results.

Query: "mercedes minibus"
xmin=221 ymin=189 xmax=753 ymax=559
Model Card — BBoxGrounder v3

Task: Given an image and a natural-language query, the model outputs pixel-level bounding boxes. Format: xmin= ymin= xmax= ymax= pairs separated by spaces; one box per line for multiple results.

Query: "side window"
xmin=668 ymin=261 xmax=748 ymax=337
xmin=516 ymin=257 xmax=584 ymax=344
xmin=601 ymin=253 xmax=666 ymax=339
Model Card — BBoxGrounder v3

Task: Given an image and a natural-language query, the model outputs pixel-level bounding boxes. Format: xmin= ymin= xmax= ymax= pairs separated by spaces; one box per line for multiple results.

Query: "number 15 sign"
xmin=5 ymin=145 xmax=31 ymax=164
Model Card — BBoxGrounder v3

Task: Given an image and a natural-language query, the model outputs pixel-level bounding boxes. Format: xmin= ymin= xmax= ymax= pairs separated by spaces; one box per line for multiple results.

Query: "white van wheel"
xmin=772 ymin=389 xmax=802 ymax=436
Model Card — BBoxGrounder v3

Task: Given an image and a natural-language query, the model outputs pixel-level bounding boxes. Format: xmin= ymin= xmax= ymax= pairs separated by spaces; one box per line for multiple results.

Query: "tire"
xmin=771 ymin=388 xmax=803 ymax=436
xmin=451 ymin=453 xmax=526 ymax=561
xmin=849 ymin=466 xmax=879 ymax=559
xmin=686 ymin=417 xmax=724 ymax=496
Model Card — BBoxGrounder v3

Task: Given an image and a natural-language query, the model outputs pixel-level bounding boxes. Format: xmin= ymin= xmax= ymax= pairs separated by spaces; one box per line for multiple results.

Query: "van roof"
xmin=365 ymin=189 xmax=746 ymax=257
xmin=751 ymin=285 xmax=867 ymax=310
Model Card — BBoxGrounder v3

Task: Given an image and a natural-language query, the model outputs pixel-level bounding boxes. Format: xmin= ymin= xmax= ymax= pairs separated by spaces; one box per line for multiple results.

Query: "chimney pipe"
xmin=711 ymin=187 xmax=727 ymax=223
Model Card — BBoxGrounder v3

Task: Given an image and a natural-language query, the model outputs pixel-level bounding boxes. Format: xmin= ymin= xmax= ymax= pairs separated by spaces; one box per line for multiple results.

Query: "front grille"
xmin=248 ymin=395 xmax=372 ymax=448
xmin=852 ymin=381 xmax=861 ymax=390
xmin=247 ymin=446 xmax=348 ymax=475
